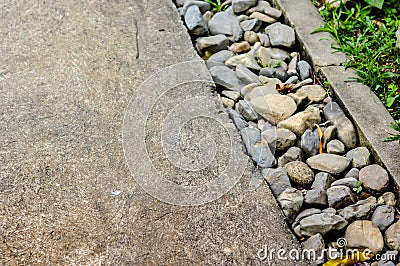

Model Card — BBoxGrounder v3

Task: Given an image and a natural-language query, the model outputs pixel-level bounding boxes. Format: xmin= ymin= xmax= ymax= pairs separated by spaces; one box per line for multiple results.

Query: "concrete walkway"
xmin=0 ymin=0 xmax=304 ymax=264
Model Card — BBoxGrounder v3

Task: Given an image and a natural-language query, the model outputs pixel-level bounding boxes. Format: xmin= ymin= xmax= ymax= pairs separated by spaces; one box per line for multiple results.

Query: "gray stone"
xmin=339 ymin=196 xmax=377 ymax=222
xmin=323 ymin=102 xmax=357 ymax=149
xmin=227 ymin=108 xmax=248 ymax=130
xmin=209 ymin=11 xmax=243 ymax=42
xmin=304 ymin=189 xmax=327 ymax=208
xmin=244 ymin=85 xmax=279 ymax=101
xmin=206 ymin=50 xmax=233 ymax=68
xmin=236 ymin=64 xmax=260 ymax=84
xmin=209 ymin=65 xmax=245 ymax=91
xmin=311 ymin=172 xmax=334 ymax=190
xmin=288 ymin=91 xmax=308 ymax=106
xmin=203 ymin=10 xmax=213 ymax=25
xmin=359 ymin=164 xmax=389 ymax=193
xmin=251 ymin=143 xmax=277 ymax=168
xmin=331 ymin=177 xmax=358 ymax=189
xmin=322 ymin=208 xmax=337 ymax=215
xmin=293 ymin=208 xmax=322 ymax=228
xmin=249 ymin=94 xmax=297 ymax=125
xmin=345 ymin=220 xmax=384 ymax=254
xmin=232 ymin=0 xmax=257 ymax=13
xmin=327 ymin=185 xmax=355 ymax=209
xmin=196 ymin=35 xmax=229 ymax=56
xmin=377 ymin=192 xmax=397 ymax=207
xmin=260 ymin=67 xmax=288 ymax=82
xmin=287 ymin=56 xmax=298 ymax=77
xmin=237 ymin=100 xmax=258 ymax=121
xmin=258 ymin=76 xmax=282 ymax=86
xmin=278 ymin=107 xmax=321 ymax=136
xmin=306 ymin=154 xmax=351 ymax=175
xmin=240 ymin=83 xmax=262 ymax=97
xmin=266 ymin=22 xmax=296 ymax=48
xmin=345 ymin=168 xmax=359 ymax=179
xmin=184 ymin=5 xmax=209 ymax=36
xmin=182 ymin=0 xmax=211 ymax=15
xmin=256 ymin=47 xmax=273 ymax=67
xmin=249 ymin=12 xmax=276 ymax=24
xmin=322 ymin=126 xmax=337 ymax=149
xmin=221 ymin=90 xmax=240 ymax=101
xmin=346 ymin=146 xmax=370 ymax=168
xmin=225 ymin=54 xmax=261 ymax=71
xmin=257 ymin=33 xmax=270 ymax=47
xmin=299 ymin=212 xmax=348 ymax=236
xmin=266 ymin=48 xmax=291 ymax=62
xmin=301 ymin=129 xmax=320 ymax=156
xmin=278 ymin=147 xmax=303 ymax=167
xmin=284 ymin=161 xmax=315 ymax=186
xmin=297 ymin=60 xmax=312 ymax=80
xmin=327 ymin=139 xmax=345 ymax=155
xmin=240 ymin=19 xmax=262 ymax=32
xmin=262 ymin=128 xmax=297 ymax=151
xmin=262 ymin=167 xmax=292 ymax=197
xmin=221 ymin=97 xmax=235 ymax=108
xmin=246 ymin=0 xmax=271 ymax=14
xmin=229 ymin=41 xmax=251 ymax=54
xmin=385 ymin=220 xmax=400 ymax=251
xmin=263 ymin=7 xmax=282 ymax=20
xmin=240 ymin=127 xmax=261 ymax=155
xmin=237 ymin=14 xmax=249 ymax=22
xmin=244 ymin=31 xmax=259 ymax=45
xmin=176 ymin=0 xmax=187 ymax=7
xmin=297 ymin=85 xmax=326 ymax=102
xmin=277 ymin=188 xmax=303 ymax=223
xmin=301 ymin=233 xmax=325 ymax=265
xmin=294 ymin=78 xmax=313 ymax=89
xmin=371 ymin=205 xmax=395 ymax=231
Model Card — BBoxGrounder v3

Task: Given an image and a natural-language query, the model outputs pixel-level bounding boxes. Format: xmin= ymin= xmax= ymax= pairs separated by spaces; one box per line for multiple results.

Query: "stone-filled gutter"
xmin=271 ymin=0 xmax=400 ymax=199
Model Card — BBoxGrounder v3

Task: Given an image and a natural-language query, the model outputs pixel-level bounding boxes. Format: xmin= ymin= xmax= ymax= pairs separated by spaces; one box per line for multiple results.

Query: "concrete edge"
xmin=272 ymin=0 xmax=400 ymax=200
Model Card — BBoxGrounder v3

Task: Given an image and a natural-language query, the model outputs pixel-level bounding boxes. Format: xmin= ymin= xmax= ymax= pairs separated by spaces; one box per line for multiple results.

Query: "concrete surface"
xmin=0 ymin=0 xmax=304 ymax=264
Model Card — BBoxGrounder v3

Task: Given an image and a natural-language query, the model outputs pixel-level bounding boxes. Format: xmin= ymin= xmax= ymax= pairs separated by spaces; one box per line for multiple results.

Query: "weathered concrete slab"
xmin=0 ymin=0 xmax=304 ymax=264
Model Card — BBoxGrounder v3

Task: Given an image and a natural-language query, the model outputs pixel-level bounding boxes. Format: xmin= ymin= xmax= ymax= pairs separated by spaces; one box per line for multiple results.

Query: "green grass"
xmin=313 ymin=0 xmax=400 ymax=119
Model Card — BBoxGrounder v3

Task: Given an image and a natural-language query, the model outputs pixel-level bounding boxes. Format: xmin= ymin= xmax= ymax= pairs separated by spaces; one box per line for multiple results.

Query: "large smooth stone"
xmin=306 ymin=154 xmax=351 ymax=175
xmin=265 ymin=22 xmax=296 ymax=48
xmin=250 ymin=94 xmax=297 ymax=125
xmin=359 ymin=164 xmax=389 ymax=193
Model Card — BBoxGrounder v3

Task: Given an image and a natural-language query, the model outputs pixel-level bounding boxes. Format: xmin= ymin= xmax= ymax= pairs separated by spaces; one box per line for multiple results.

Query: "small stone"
xmin=236 ymin=64 xmax=260 ymax=84
xmin=323 ymin=102 xmax=357 ymax=149
xmin=297 ymin=85 xmax=326 ymax=102
xmin=266 ymin=48 xmax=291 ymax=62
xmin=184 ymin=5 xmax=209 ymax=36
xmin=244 ymin=85 xmax=279 ymax=101
xmin=249 ymin=12 xmax=276 ymax=24
xmin=237 ymin=100 xmax=257 ymax=121
xmin=182 ymin=0 xmax=211 ymax=14
xmin=294 ymin=78 xmax=313 ymax=88
xmin=251 ymin=143 xmax=277 ymax=168
xmin=304 ymin=189 xmax=327 ymax=208
xmin=278 ymin=147 xmax=303 ymax=167
xmin=244 ymin=31 xmax=259 ymax=45
xmin=359 ymin=164 xmax=389 ymax=193
xmin=300 ymin=212 xmax=348 ymax=236
xmin=301 ymin=129 xmax=320 ymax=156
xmin=293 ymin=208 xmax=322 ymax=228
xmin=331 ymin=177 xmax=358 ymax=189
xmin=322 ymin=126 xmax=337 ymax=149
xmin=240 ymin=127 xmax=261 ymax=156
xmin=221 ymin=90 xmax=240 ymax=101
xmin=278 ymin=107 xmax=321 ymax=136
xmin=209 ymin=65 xmax=245 ymax=91
xmin=266 ymin=22 xmax=296 ymax=48
xmin=288 ymin=91 xmax=308 ymax=106
xmin=260 ymin=67 xmax=288 ymax=82
xmin=327 ymin=139 xmax=346 ymax=154
xmin=297 ymin=60 xmax=312 ymax=80
xmin=209 ymin=11 xmax=243 ymax=42
xmin=229 ymin=41 xmax=251 ymax=54
xmin=257 ymin=33 xmax=270 ymax=47
xmin=377 ymin=192 xmax=397 ymax=207
xmin=306 ymin=154 xmax=351 ymax=175
xmin=227 ymin=108 xmax=248 ymax=130
xmin=246 ymin=0 xmax=271 ymax=14
xmin=255 ymin=47 xmax=272 ymax=67
xmin=287 ymin=56 xmax=298 ymax=77
xmin=345 ymin=220 xmax=384 ymax=254
xmin=206 ymin=50 xmax=234 ymax=69
xmin=301 ymin=234 xmax=325 ymax=265
xmin=203 ymin=10 xmax=213 ymax=25
xmin=196 ymin=34 xmax=229 ymax=54
xmin=240 ymin=19 xmax=262 ymax=32
xmin=232 ymin=0 xmax=257 ymax=13
xmin=339 ymin=196 xmax=377 ymax=222
xmin=323 ymin=207 xmax=336 ymax=215
xmin=263 ymin=7 xmax=282 ymax=19
xmin=327 ymin=185 xmax=355 ymax=209
xmin=221 ymin=97 xmax=235 ymax=108
xmin=371 ymin=205 xmax=396 ymax=231
xmin=345 ymin=168 xmax=360 ymax=179
xmin=225 ymin=54 xmax=261 ymax=71
xmin=258 ymin=76 xmax=282 ymax=86
xmin=384 ymin=221 xmax=400 ymax=251
xmin=262 ymin=167 xmax=292 ymax=197
xmin=261 ymin=128 xmax=297 ymax=151
xmin=284 ymin=161 xmax=315 ymax=186
xmin=312 ymin=172 xmax=335 ymax=190
xmin=346 ymin=146 xmax=370 ymax=168
xmin=249 ymin=94 xmax=297 ymax=125
xmin=240 ymin=83 xmax=262 ymax=96
xmin=277 ymin=188 xmax=304 ymax=223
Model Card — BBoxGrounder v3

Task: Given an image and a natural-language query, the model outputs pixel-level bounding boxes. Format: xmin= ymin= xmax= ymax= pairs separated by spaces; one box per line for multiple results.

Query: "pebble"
xmin=221 ymin=90 xmax=240 ymax=101
xmin=225 ymin=54 xmax=261 ymax=71
xmin=326 ymin=185 xmax=355 ymax=209
xmin=304 ymin=189 xmax=327 ymax=208
xmin=377 ymin=192 xmax=397 ymax=207
xmin=284 ymin=161 xmax=315 ymax=186
xmin=249 ymin=94 xmax=297 ymax=125
xmin=203 ymin=10 xmax=213 ymax=25
xmin=359 ymin=164 xmax=389 ymax=193
xmin=205 ymin=50 xmax=233 ymax=69
xmin=293 ymin=208 xmax=322 ymax=228
xmin=384 ymin=220 xmax=400 ymax=251
xmin=266 ymin=22 xmax=296 ymax=48
xmin=262 ymin=167 xmax=292 ymax=197
xmin=297 ymin=60 xmax=312 ymax=80
xmin=299 ymin=212 xmax=348 ymax=236
xmin=301 ymin=233 xmax=325 ymax=265
xmin=371 ymin=205 xmax=396 ymax=231
xmin=249 ymin=12 xmax=276 ymax=24
xmin=244 ymin=85 xmax=279 ymax=101
xmin=209 ymin=65 xmax=246 ymax=91
xmin=326 ymin=139 xmax=346 ymax=154
xmin=331 ymin=177 xmax=358 ymax=189
xmin=306 ymin=153 xmax=351 ymax=175
xmin=345 ymin=220 xmax=384 ymax=254
xmin=322 ymin=126 xmax=337 ymax=149
xmin=312 ymin=172 xmax=334 ymax=190
xmin=244 ymin=31 xmax=259 ymax=45
xmin=236 ymin=64 xmax=261 ymax=84
xmin=182 ymin=0 xmax=211 ymax=14
xmin=221 ymin=97 xmax=235 ymax=108
xmin=184 ymin=5 xmax=209 ymax=36
xmin=263 ymin=7 xmax=282 ymax=20
xmin=227 ymin=108 xmax=248 ymax=130
xmin=237 ymin=99 xmax=258 ymax=121
xmin=246 ymin=0 xmax=271 ymax=14
xmin=266 ymin=47 xmax=291 ymax=62
xmin=346 ymin=146 xmax=370 ymax=168
xmin=256 ymin=46 xmax=273 ymax=67
xmin=301 ymin=129 xmax=320 ymax=156
xmin=345 ymin=167 xmax=359 ymax=179
xmin=240 ymin=127 xmax=261 ymax=155
xmin=196 ymin=34 xmax=229 ymax=55
xmin=278 ymin=107 xmax=321 ymax=136
xmin=278 ymin=146 xmax=303 ymax=167
xmin=209 ymin=11 xmax=243 ymax=42
xmin=287 ymin=56 xmax=298 ymax=77
xmin=297 ymin=85 xmax=326 ymax=102
xmin=277 ymin=188 xmax=304 ymax=223
xmin=240 ymin=19 xmax=262 ymax=32
xmin=339 ymin=196 xmax=377 ymax=222
xmin=257 ymin=33 xmax=270 ymax=47
xmin=261 ymin=128 xmax=297 ymax=150
xmin=229 ymin=41 xmax=251 ymax=53
xmin=232 ymin=0 xmax=257 ymax=13
xmin=251 ymin=142 xmax=277 ymax=168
